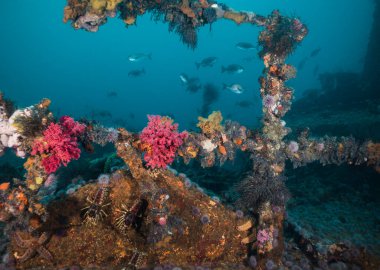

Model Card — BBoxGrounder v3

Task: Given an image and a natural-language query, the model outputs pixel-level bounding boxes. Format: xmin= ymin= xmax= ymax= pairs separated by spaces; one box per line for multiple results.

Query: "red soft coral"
xmin=60 ymin=115 xmax=86 ymax=136
xmin=140 ymin=115 xmax=187 ymax=169
xmin=31 ymin=116 xmax=85 ymax=174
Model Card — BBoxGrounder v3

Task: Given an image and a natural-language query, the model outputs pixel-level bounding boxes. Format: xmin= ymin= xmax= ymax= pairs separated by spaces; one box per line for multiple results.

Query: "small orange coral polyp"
xmin=186 ymin=146 xmax=198 ymax=158
xmin=234 ymin=138 xmax=243 ymax=145
xmin=124 ymin=16 xmax=136 ymax=25
xmin=269 ymin=65 xmax=279 ymax=75
xmin=218 ymin=145 xmax=227 ymax=156
xmin=0 ymin=182 xmax=10 ymax=191
xmin=16 ymin=192 xmax=28 ymax=206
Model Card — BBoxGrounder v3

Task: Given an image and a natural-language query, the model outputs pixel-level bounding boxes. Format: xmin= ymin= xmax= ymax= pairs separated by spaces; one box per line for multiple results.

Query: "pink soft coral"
xmin=257 ymin=229 xmax=271 ymax=246
xmin=31 ymin=116 xmax=85 ymax=174
xmin=140 ymin=115 xmax=187 ymax=169
xmin=60 ymin=115 xmax=86 ymax=136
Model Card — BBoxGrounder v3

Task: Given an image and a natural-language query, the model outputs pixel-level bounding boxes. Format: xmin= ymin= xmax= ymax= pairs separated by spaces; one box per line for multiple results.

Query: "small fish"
xmin=107 ymin=91 xmax=118 ymax=97
xmin=128 ymin=53 xmax=152 ymax=62
xmin=179 ymin=73 xmax=189 ymax=84
xmin=235 ymin=100 xmax=253 ymax=108
xmin=128 ymin=68 xmax=146 ymax=77
xmin=310 ymin=48 xmax=321 ymax=58
xmin=180 ymin=73 xmax=201 ymax=93
xmin=195 ymin=57 xmax=217 ymax=69
xmin=221 ymin=64 xmax=244 ymax=74
xmin=298 ymin=57 xmax=308 ymax=70
xmin=223 ymin=83 xmax=244 ymax=94
xmin=186 ymin=77 xmax=201 ymax=93
xmin=236 ymin=42 xmax=256 ymax=51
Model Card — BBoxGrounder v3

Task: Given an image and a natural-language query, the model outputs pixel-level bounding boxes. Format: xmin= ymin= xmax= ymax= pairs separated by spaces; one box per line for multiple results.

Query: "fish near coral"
xmin=223 ymin=83 xmax=245 ymax=94
xmin=236 ymin=42 xmax=256 ymax=51
xmin=221 ymin=64 xmax=244 ymax=74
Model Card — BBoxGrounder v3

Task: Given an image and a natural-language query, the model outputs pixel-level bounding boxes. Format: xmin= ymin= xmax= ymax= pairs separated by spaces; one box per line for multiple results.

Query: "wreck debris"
xmin=0 ymin=1 xmax=378 ymax=269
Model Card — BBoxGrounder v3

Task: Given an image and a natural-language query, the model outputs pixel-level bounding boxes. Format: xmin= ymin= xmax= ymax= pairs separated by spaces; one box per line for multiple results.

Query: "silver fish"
xmin=236 ymin=42 xmax=256 ymax=51
xmin=128 ymin=53 xmax=152 ymax=62
xmin=221 ymin=64 xmax=244 ymax=74
xmin=223 ymin=83 xmax=244 ymax=94
xmin=179 ymin=73 xmax=189 ymax=84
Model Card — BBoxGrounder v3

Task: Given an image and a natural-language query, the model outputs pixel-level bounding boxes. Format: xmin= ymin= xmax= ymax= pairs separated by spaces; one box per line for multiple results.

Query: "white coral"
xmin=0 ymin=109 xmax=24 ymax=157
xmin=201 ymin=139 xmax=217 ymax=153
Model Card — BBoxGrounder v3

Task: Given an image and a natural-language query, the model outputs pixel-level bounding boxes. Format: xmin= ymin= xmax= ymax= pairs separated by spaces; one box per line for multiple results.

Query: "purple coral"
xmin=288 ymin=141 xmax=299 ymax=153
xmin=110 ymin=171 xmax=123 ymax=182
xmin=265 ymin=260 xmax=276 ymax=270
xmin=317 ymin=142 xmax=325 ymax=151
xmin=248 ymin=255 xmax=257 ymax=268
xmin=184 ymin=178 xmax=192 ymax=188
xmin=235 ymin=210 xmax=244 ymax=218
xmin=192 ymin=206 xmax=201 ymax=216
xmin=44 ymin=174 xmax=57 ymax=187
xmin=263 ymin=95 xmax=276 ymax=109
xmin=97 ymin=174 xmax=110 ymax=185
xmin=257 ymin=229 xmax=270 ymax=246
xmin=200 ymin=214 xmax=210 ymax=224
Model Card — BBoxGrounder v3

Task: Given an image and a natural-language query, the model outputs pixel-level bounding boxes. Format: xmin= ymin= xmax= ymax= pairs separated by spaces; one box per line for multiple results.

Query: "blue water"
xmin=0 ymin=0 xmax=374 ymax=131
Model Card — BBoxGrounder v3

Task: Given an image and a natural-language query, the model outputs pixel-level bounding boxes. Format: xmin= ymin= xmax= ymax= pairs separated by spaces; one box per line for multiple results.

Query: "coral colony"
xmin=139 ymin=115 xmax=188 ymax=169
xmin=0 ymin=0 xmax=379 ymax=269
xmin=31 ymin=116 xmax=85 ymax=174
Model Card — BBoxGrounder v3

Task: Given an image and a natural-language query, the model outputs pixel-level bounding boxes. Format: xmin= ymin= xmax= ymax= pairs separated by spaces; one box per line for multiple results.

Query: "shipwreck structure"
xmin=0 ymin=0 xmax=379 ymax=269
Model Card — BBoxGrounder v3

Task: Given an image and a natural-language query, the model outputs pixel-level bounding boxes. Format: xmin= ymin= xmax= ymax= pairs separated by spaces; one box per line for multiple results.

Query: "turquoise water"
xmin=0 ymin=0 xmax=374 ymax=130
